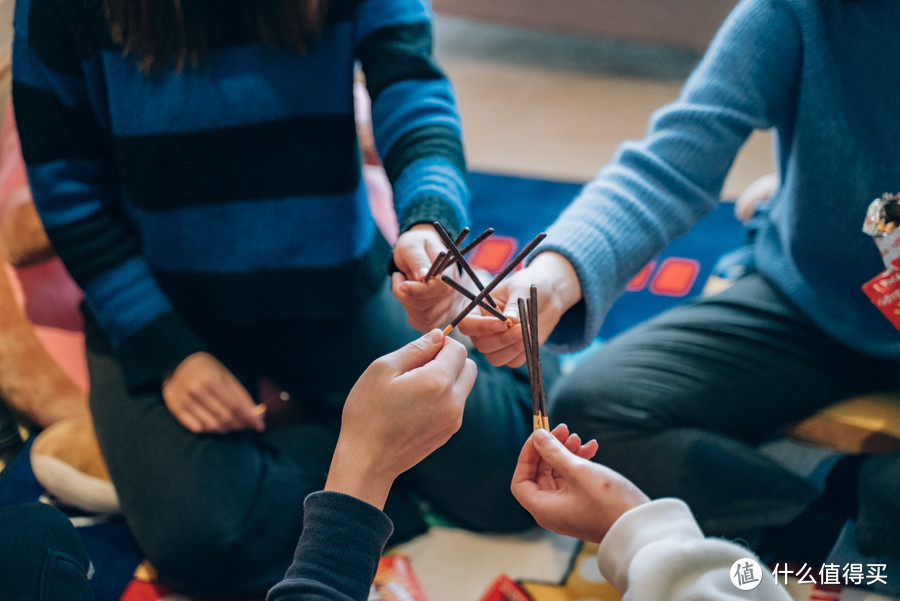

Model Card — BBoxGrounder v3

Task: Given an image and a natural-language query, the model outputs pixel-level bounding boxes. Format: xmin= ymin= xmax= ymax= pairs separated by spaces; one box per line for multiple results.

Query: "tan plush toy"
xmin=0 ymin=98 xmax=119 ymax=514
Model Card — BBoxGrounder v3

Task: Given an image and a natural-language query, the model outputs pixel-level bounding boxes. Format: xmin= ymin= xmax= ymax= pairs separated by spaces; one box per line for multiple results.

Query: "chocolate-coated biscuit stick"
xmin=424 ymin=226 xmax=468 ymax=280
xmin=432 ymin=227 xmax=494 ymax=277
xmin=424 ymin=251 xmax=447 ymax=281
xmin=432 ymin=222 xmax=498 ymax=308
xmin=442 ymin=275 xmax=511 ymax=324
xmin=528 ymin=285 xmax=549 ymax=431
xmin=441 ymin=232 xmax=547 ymax=335
xmin=517 ymin=296 xmax=543 ymax=431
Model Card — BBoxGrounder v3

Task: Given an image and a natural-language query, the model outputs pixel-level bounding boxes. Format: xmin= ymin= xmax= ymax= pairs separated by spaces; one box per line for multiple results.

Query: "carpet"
xmin=465 ymin=171 xmax=746 ymax=343
xmin=0 ymin=170 xmax=768 ymax=601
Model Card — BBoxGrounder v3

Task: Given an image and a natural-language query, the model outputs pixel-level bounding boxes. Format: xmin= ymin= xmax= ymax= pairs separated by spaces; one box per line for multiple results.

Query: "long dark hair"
xmin=103 ymin=0 xmax=326 ymax=72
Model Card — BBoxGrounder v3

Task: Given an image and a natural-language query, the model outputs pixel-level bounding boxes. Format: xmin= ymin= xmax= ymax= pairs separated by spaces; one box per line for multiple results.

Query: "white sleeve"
xmin=596 ymin=498 xmax=790 ymax=601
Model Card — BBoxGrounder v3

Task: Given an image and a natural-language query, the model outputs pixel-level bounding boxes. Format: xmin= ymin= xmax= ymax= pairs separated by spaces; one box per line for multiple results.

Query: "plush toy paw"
xmin=0 ymin=256 xmax=88 ymax=428
xmin=1 ymin=202 xmax=55 ymax=268
xmin=30 ymin=414 xmax=120 ymax=514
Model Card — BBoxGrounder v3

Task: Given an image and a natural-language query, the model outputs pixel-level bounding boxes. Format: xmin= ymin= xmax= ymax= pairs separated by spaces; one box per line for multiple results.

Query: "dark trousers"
xmin=0 ymin=502 xmax=94 ymax=601
xmin=86 ymin=280 xmax=541 ymax=596
xmin=551 ymin=273 xmax=900 ymax=558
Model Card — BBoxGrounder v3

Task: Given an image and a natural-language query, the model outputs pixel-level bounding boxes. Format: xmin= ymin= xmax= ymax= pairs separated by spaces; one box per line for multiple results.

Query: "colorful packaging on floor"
xmin=370 ymin=554 xmax=428 ymax=601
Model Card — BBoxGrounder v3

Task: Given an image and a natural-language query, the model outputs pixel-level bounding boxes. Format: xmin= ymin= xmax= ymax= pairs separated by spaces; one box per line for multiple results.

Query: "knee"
xmin=0 ymin=503 xmax=93 ymax=601
xmin=548 ymin=374 xmax=590 ymax=431
xmin=548 ymin=371 xmax=626 ymax=435
xmin=856 ymin=453 xmax=900 ymax=555
xmin=549 ymin=366 xmax=672 ymax=441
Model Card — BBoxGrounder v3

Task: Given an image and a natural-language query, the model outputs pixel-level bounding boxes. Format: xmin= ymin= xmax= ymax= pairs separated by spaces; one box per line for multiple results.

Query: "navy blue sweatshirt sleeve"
xmin=267 ymin=491 xmax=395 ymax=601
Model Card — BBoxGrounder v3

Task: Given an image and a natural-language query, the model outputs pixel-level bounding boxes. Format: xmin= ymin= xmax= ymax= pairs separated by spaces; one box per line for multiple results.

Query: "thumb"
xmin=403 ymin=243 xmax=434 ymax=281
xmin=503 ymin=281 xmax=532 ymax=321
xmin=389 ymin=329 xmax=445 ymax=373
xmin=532 ymin=429 xmax=577 ymax=475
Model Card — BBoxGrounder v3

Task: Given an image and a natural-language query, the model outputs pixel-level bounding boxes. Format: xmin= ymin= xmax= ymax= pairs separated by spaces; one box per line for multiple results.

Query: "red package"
xmin=862 ymin=267 xmax=900 ymax=332
xmin=478 ymin=574 xmax=533 ymax=601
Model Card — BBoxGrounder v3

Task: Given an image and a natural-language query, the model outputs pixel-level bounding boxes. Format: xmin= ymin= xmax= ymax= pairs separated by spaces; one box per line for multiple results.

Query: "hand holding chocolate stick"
xmin=432 ymin=222 xmax=498 ymax=308
xmin=441 ymin=274 xmax=512 ymax=324
xmin=519 ymin=287 xmax=549 ymax=431
xmin=442 ymin=232 xmax=547 ymax=336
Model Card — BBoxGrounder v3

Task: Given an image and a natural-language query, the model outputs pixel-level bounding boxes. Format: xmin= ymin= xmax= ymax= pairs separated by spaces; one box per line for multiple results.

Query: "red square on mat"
xmin=649 ymin=258 xmax=699 ymax=297
xmin=627 ymin=262 xmax=655 ymax=291
xmin=469 ymin=237 xmax=517 ymax=274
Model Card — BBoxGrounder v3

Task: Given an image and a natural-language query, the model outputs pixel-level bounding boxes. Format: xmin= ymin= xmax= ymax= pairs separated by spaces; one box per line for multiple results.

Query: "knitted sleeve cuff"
xmin=115 ymin=312 xmax=207 ymax=391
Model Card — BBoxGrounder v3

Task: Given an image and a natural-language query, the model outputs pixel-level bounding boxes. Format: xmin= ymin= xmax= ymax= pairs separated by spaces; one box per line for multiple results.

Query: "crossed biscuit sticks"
xmin=427 ymin=222 xmax=549 ymax=430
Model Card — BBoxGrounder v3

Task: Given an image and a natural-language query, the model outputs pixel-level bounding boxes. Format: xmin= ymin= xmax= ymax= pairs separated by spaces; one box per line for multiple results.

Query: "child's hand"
xmin=162 ymin=352 xmax=264 ymax=434
xmin=459 ymin=251 xmax=581 ymax=366
xmin=392 ymin=223 xmax=446 ymax=282
xmin=511 ymin=427 xmax=648 ymax=544
xmin=326 ymin=330 xmax=476 ymax=509
xmin=392 ymin=224 xmax=463 ymax=332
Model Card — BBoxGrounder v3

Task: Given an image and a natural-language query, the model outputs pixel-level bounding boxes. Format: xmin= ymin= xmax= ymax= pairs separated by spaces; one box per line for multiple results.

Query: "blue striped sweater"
xmin=13 ymin=0 xmax=469 ymax=388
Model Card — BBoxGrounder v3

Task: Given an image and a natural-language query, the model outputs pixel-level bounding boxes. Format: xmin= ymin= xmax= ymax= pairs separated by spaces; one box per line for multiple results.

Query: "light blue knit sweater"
xmin=541 ymin=0 xmax=900 ymax=358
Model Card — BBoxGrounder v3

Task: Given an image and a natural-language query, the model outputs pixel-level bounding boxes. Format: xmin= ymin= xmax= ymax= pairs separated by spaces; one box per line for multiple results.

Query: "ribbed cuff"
xmin=276 ymin=491 xmax=394 ymax=600
xmin=116 ymin=312 xmax=206 ymax=392
xmin=398 ymin=195 xmax=462 ymax=239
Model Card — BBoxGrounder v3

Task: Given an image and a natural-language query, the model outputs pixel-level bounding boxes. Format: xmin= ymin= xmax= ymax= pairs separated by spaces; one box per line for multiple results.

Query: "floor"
xmin=434 ymin=15 xmax=775 ymax=199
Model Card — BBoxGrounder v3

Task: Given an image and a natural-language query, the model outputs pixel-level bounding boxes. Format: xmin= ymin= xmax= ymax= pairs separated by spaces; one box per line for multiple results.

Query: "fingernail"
xmin=418 ymin=267 xmax=430 ymax=279
xmin=425 ymin=329 xmax=443 ymax=343
xmin=533 ymin=429 xmax=551 ymax=442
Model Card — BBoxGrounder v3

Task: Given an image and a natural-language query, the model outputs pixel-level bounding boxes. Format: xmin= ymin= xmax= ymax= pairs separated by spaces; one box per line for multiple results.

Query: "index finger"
xmin=458 ymin=313 xmax=511 ymax=337
xmin=219 ymin=374 xmax=264 ymax=431
xmin=403 ymin=279 xmax=454 ymax=301
xmin=462 ymin=321 xmax=524 ymax=356
xmin=404 ymin=334 xmax=469 ymax=383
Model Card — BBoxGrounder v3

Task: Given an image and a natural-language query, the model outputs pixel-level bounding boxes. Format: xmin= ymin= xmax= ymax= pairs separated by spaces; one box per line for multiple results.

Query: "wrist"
xmin=531 ymin=251 xmax=582 ymax=312
xmin=325 ymin=441 xmax=395 ymax=510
